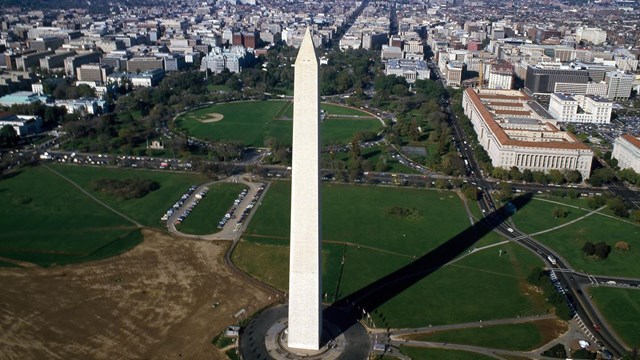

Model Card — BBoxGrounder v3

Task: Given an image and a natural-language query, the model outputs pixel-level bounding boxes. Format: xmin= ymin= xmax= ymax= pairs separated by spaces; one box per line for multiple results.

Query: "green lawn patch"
xmin=399 ymin=346 xmax=496 ymax=360
xmin=49 ymin=164 xmax=208 ymax=227
xmin=235 ymin=182 xmax=547 ymax=328
xmin=405 ymin=320 xmax=562 ymax=351
xmin=0 ymin=166 xmax=144 ymax=266
xmin=176 ymin=100 xmax=383 ymax=146
xmin=176 ymin=183 xmax=246 ymax=235
xmin=533 ymin=213 xmax=640 ymax=277
xmin=589 ymin=287 xmax=640 ymax=348
xmin=245 ymin=181 xmax=470 ymax=255
xmin=511 ymin=196 xmax=590 ymax=234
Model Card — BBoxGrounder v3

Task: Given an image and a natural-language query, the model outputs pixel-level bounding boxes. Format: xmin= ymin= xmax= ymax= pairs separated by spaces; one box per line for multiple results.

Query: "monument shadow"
xmin=323 ymin=193 xmax=533 ymax=339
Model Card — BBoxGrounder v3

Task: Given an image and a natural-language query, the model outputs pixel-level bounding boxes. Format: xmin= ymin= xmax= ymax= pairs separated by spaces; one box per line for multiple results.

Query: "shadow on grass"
xmin=322 ymin=193 xmax=533 ymax=342
xmin=0 ymin=170 xmax=23 ymax=180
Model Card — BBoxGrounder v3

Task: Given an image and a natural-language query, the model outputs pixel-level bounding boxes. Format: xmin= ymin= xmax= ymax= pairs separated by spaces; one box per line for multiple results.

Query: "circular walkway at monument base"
xmin=239 ymin=304 xmax=371 ymax=360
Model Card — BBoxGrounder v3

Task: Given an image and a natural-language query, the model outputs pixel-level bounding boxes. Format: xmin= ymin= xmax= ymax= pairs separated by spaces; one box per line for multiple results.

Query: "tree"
xmin=586 ymin=195 xmax=606 ymax=209
xmin=607 ymin=197 xmax=628 ymax=218
xmin=522 ymin=169 xmax=534 ymax=183
xmin=526 ymin=267 xmax=546 ymax=286
xmin=532 ymin=171 xmax=548 ymax=185
xmin=588 ymin=167 xmax=616 ymax=187
xmin=0 ymin=125 xmax=19 ymax=148
xmin=508 ymin=166 xmax=522 ymax=181
xmin=564 ymin=170 xmax=582 ymax=184
xmin=547 ymin=169 xmax=566 ymax=184
xmin=462 ymin=184 xmax=480 ymax=201
xmin=552 ymin=207 xmax=568 ymax=219
xmin=632 ymin=210 xmax=640 ymax=223
xmin=496 ymin=183 xmax=513 ymax=202
xmin=594 ymin=241 xmax=611 ymax=260
xmin=582 ymin=242 xmax=595 ymax=256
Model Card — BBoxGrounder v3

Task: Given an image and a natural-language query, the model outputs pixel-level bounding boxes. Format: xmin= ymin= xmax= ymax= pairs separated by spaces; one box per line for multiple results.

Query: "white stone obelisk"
xmin=287 ymin=28 xmax=322 ymax=350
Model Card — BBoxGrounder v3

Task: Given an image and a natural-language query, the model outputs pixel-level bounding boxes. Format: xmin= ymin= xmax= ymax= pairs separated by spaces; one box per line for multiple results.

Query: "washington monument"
xmin=287 ymin=28 xmax=322 ymax=350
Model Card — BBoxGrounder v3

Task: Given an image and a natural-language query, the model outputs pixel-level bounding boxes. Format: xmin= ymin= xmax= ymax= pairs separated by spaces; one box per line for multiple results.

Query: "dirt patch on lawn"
xmin=198 ymin=113 xmax=224 ymax=123
xmin=535 ymin=317 xmax=569 ymax=344
xmin=0 ymin=229 xmax=277 ymax=359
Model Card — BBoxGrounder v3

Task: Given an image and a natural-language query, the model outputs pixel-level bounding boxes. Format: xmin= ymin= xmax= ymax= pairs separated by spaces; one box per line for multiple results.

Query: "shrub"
xmin=91 ymin=178 xmax=160 ymax=200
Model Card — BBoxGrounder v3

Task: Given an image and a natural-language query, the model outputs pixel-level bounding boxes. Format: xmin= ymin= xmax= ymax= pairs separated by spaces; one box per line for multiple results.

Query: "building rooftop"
xmin=621 ymin=134 xmax=640 ymax=150
xmin=465 ymin=88 xmax=590 ymax=151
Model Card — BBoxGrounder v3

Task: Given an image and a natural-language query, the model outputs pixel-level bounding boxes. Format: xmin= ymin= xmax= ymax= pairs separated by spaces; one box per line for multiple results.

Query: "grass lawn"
xmin=176 ymin=183 xmax=246 ymax=235
xmin=399 ymin=346 xmax=497 ymax=360
xmin=244 ymin=181 xmax=471 ymax=254
xmin=0 ymin=166 xmax=142 ymax=266
xmin=533 ymin=213 xmax=640 ymax=277
xmin=235 ymin=181 xmax=547 ymax=328
xmin=511 ymin=196 xmax=590 ymax=234
xmin=589 ymin=287 xmax=640 ymax=348
xmin=176 ymin=100 xmax=383 ymax=147
xmin=405 ymin=319 xmax=566 ymax=351
xmin=49 ymin=164 xmax=209 ymax=227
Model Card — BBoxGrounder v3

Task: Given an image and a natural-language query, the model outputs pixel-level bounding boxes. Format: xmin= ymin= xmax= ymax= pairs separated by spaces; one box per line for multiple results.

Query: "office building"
xmin=605 ymin=71 xmax=634 ymax=99
xmin=462 ymin=88 xmax=593 ymax=179
xmin=548 ymin=93 xmax=612 ymax=124
xmin=613 ymin=135 xmax=640 ymax=174
xmin=525 ymin=63 xmax=590 ymax=94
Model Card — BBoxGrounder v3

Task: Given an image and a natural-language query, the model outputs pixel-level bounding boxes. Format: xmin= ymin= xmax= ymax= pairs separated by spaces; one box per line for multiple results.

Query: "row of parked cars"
xmin=217 ymin=184 xmax=266 ymax=229
xmin=549 ymin=270 xmax=576 ymax=316
xmin=237 ymin=184 xmax=266 ymax=226
xmin=218 ymin=188 xmax=249 ymax=229
xmin=161 ymin=185 xmax=206 ymax=224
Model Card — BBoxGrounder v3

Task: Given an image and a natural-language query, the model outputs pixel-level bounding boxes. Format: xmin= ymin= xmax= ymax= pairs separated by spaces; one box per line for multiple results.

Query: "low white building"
xmin=0 ymin=112 xmax=43 ymax=136
xmin=612 ymin=134 xmax=640 ymax=173
xmin=130 ymin=68 xmax=165 ymax=87
xmin=384 ymin=59 xmax=430 ymax=83
xmin=462 ymin=88 xmax=593 ymax=179
xmin=54 ymin=98 xmax=105 ymax=115
xmin=548 ymin=93 xmax=612 ymax=124
xmin=381 ymin=45 xmax=404 ymax=60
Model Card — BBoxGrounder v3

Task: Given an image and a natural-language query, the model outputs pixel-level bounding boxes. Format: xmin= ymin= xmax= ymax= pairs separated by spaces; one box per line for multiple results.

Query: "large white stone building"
xmin=384 ymin=59 xmax=430 ymax=83
xmin=548 ymin=93 xmax=612 ymax=124
xmin=576 ymin=27 xmax=607 ymax=45
xmin=612 ymin=134 xmax=640 ymax=173
xmin=462 ymin=89 xmax=593 ymax=179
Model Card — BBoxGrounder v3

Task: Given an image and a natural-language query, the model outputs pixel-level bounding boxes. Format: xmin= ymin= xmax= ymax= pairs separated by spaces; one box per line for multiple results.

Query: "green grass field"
xmin=511 ymin=196 xmax=590 ymax=234
xmin=589 ymin=287 xmax=640 ymax=348
xmin=49 ymin=164 xmax=209 ymax=227
xmin=176 ymin=101 xmax=383 ymax=147
xmin=406 ymin=321 xmax=560 ymax=351
xmin=176 ymin=183 xmax=246 ymax=235
xmin=0 ymin=166 xmax=142 ymax=266
xmin=531 ymin=212 xmax=640 ymax=277
xmin=234 ymin=181 xmax=546 ymax=328
xmin=399 ymin=346 xmax=497 ymax=360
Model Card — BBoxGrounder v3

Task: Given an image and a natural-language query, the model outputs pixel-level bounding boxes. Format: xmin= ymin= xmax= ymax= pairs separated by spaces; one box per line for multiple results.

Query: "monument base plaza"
xmin=238 ymin=304 xmax=371 ymax=360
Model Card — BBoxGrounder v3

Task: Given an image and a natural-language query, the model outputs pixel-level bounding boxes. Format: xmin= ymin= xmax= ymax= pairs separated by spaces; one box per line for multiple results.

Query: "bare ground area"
xmin=198 ymin=113 xmax=225 ymax=123
xmin=0 ymin=229 xmax=276 ymax=359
